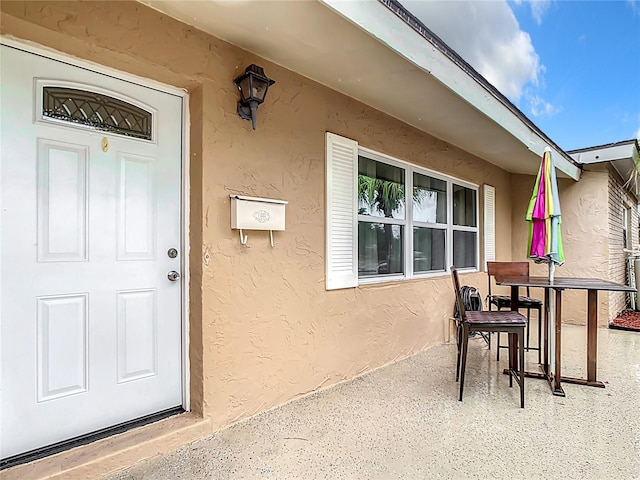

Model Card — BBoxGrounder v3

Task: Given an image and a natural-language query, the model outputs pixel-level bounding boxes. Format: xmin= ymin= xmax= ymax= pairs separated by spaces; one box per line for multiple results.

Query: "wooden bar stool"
xmin=452 ymin=267 xmax=527 ymax=408
xmin=487 ymin=261 xmax=543 ymax=364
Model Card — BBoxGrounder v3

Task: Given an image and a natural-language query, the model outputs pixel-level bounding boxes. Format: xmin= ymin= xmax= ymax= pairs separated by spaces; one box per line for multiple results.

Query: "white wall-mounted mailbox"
xmin=230 ymin=194 xmax=288 ymax=247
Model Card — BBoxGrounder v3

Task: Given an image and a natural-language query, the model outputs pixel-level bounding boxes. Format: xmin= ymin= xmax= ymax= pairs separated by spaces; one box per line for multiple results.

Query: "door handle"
xmin=167 ymin=271 xmax=180 ymax=281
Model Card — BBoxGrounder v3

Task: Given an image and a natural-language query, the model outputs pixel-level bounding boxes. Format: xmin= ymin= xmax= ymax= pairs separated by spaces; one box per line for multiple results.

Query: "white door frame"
xmin=0 ymin=36 xmax=191 ymax=412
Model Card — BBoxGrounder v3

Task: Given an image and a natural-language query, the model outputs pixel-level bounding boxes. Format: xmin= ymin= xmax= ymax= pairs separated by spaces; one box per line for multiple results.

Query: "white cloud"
xmin=526 ymin=90 xmax=561 ymax=117
xmin=401 ymin=0 xmax=558 ymax=116
xmin=529 ymin=0 xmax=552 ymax=25
xmin=513 ymin=0 xmax=553 ymax=24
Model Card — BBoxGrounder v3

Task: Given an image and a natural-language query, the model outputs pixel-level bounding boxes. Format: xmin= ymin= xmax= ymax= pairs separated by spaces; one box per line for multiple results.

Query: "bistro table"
xmin=496 ymin=276 xmax=635 ymax=396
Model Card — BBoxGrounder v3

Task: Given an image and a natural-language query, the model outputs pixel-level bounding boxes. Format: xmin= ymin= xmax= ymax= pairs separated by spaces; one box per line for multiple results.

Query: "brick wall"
xmin=607 ymin=165 xmax=639 ymax=321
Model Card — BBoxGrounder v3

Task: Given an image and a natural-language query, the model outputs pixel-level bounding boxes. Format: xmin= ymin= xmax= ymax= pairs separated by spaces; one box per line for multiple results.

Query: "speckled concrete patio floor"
xmin=106 ymin=324 xmax=640 ymax=480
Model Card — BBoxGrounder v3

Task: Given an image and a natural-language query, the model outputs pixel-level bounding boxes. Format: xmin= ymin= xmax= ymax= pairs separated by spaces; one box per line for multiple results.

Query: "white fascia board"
xmin=319 ymin=0 xmax=580 ymax=180
xmin=570 ymin=143 xmax=634 ymax=164
xmin=571 ymin=143 xmax=637 ymax=199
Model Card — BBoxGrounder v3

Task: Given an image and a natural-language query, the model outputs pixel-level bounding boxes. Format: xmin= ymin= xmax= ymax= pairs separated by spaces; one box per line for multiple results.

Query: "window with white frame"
xmin=623 ymin=205 xmax=631 ymax=249
xmin=326 ymin=132 xmax=480 ymax=290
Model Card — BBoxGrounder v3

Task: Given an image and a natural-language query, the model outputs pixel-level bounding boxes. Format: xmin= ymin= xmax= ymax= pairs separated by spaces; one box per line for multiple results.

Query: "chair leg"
xmin=508 ymin=332 xmax=514 ymax=388
xmin=496 ymin=307 xmax=503 ymax=361
xmin=456 ymin=324 xmax=463 ymax=382
xmin=519 ymin=329 xmax=525 ymax=408
xmin=537 ymin=306 xmax=542 ymax=364
xmin=485 ymin=303 xmax=492 ymax=352
xmin=526 ymin=308 xmax=531 ymax=351
xmin=459 ymin=324 xmax=470 ymax=402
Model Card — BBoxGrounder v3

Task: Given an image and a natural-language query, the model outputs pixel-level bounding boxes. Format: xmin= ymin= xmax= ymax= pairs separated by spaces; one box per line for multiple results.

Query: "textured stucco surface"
xmin=519 ymin=164 xmax=639 ymax=326
xmin=2 ymin=0 xmax=512 ymax=455
xmin=511 ymin=170 xmax=614 ymax=326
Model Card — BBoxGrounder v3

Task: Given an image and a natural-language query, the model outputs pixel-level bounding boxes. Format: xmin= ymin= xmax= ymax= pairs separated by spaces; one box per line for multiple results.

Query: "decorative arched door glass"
xmin=42 ymin=86 xmax=152 ymax=140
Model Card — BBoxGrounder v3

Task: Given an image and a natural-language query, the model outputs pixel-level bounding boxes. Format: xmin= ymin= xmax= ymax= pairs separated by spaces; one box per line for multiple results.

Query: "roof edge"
xmin=567 ymin=139 xmax=636 ymax=154
xmin=380 ymin=0 xmax=581 ymax=171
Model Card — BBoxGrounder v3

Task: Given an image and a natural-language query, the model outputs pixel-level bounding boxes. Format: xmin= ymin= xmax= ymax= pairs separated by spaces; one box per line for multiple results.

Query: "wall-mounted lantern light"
xmin=233 ymin=64 xmax=275 ymax=130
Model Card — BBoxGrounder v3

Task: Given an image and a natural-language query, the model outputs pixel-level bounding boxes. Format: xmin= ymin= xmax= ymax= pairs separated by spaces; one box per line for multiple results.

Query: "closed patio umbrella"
xmin=525 ymin=147 xmax=564 ymax=372
xmin=526 ymin=147 xmax=564 ymax=279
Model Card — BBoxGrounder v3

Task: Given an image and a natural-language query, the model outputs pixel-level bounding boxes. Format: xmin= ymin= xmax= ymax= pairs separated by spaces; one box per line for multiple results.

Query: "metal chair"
xmin=451 ymin=267 xmax=526 ymax=408
xmin=487 ymin=261 xmax=543 ymax=363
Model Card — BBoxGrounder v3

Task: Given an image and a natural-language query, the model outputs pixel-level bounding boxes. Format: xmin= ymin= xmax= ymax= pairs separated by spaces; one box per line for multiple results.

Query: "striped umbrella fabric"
xmin=526 ymin=147 xmax=564 ymax=272
xmin=526 ymin=147 xmax=564 ymax=373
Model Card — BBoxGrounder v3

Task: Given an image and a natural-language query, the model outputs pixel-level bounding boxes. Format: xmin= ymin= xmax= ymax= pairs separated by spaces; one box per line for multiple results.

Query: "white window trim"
xmin=448 ymin=177 xmax=480 ymax=275
xmin=623 ymin=204 xmax=632 ymax=250
xmin=325 ymin=132 xmax=482 ymax=290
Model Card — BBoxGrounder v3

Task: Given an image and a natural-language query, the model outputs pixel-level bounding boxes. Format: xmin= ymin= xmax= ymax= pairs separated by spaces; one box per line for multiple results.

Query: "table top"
xmin=496 ymin=276 xmax=636 ymax=292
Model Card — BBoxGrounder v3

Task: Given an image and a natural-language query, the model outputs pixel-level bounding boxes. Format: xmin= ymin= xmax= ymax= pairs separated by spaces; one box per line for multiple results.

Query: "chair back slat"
xmin=450 ymin=267 xmax=466 ymax=321
xmin=487 ymin=261 xmax=529 ymax=282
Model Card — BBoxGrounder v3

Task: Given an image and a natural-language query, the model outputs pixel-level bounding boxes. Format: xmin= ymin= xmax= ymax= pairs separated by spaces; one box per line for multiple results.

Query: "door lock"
xmin=167 ymin=248 xmax=178 ymax=258
xmin=167 ymin=271 xmax=180 ymax=281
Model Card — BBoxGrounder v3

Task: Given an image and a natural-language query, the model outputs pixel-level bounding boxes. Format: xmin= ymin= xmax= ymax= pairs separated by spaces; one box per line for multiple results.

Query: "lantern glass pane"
xmin=238 ymin=77 xmax=251 ymax=101
xmin=252 ymin=78 xmax=269 ymax=102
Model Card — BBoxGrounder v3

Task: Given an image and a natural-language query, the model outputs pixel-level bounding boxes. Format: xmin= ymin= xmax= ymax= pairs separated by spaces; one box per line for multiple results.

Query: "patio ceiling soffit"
xmin=141 ymin=0 xmax=581 ymax=180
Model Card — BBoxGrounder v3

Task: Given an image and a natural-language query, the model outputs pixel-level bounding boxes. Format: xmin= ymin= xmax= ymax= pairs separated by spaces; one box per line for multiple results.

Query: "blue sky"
xmin=402 ymin=0 xmax=640 ymax=152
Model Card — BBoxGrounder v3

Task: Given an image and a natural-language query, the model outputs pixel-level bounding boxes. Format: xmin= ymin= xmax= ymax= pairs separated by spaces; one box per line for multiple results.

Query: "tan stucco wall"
xmin=1 ymin=0 xmax=513 ymax=434
xmin=511 ymin=170 xmax=612 ymax=326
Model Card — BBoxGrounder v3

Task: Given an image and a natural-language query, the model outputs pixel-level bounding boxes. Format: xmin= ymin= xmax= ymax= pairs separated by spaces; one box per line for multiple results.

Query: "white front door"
xmin=0 ymin=46 xmax=184 ymax=459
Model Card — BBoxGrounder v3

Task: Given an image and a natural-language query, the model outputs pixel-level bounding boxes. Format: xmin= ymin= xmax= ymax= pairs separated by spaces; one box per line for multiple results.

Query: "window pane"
xmin=413 ymin=173 xmax=447 ymax=224
xmin=453 ymin=184 xmax=477 ymax=227
xmin=413 ymin=227 xmax=446 ymax=273
xmin=358 ymin=156 xmax=405 ymax=219
xmin=358 ymin=222 xmax=404 ymax=277
xmin=453 ymin=231 xmax=477 ymax=268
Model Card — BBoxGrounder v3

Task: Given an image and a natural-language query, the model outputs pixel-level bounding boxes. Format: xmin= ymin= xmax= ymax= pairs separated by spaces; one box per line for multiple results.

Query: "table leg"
xmin=552 ymin=289 xmax=565 ymax=396
xmin=510 ymin=285 xmax=519 ymax=311
xmin=542 ymin=287 xmax=549 ymax=375
xmin=559 ymin=289 xmax=605 ymax=388
xmin=587 ymin=289 xmax=597 ymax=383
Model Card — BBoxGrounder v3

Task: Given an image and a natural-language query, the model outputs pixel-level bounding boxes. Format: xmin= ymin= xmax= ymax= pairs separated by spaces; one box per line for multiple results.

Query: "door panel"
xmin=37 ymin=140 xmax=89 ymax=262
xmin=116 ymin=289 xmax=158 ymax=383
xmin=37 ymin=294 xmax=89 ymax=401
xmin=0 ymin=45 xmax=184 ymax=459
xmin=117 ymin=153 xmax=157 ymax=260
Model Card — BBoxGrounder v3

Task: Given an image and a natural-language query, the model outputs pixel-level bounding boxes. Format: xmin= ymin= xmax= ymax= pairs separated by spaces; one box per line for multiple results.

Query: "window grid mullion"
xmin=357 ymin=215 xmax=406 ymax=226
xmin=447 ymin=179 xmax=453 ymax=271
xmin=475 ymin=188 xmax=480 ymax=270
xmin=406 ymin=168 xmax=414 ymax=277
xmin=414 ymin=221 xmax=447 ymax=229
xmin=452 ymin=225 xmax=478 ymax=232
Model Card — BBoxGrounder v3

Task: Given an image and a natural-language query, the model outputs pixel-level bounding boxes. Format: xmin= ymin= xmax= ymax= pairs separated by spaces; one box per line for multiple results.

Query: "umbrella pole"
xmin=548 ymin=263 xmax=555 ymax=374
